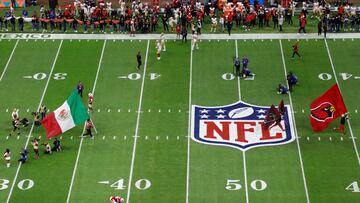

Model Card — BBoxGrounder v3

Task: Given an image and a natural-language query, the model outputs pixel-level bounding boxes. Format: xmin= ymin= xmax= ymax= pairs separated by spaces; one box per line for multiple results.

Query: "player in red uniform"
xmin=83 ymin=119 xmax=93 ymax=138
xmin=109 ymin=196 xmax=125 ymax=203
xmin=88 ymin=92 xmax=94 ymax=113
xmin=333 ymin=112 xmax=349 ymax=135
xmin=291 ymin=41 xmax=301 ymax=59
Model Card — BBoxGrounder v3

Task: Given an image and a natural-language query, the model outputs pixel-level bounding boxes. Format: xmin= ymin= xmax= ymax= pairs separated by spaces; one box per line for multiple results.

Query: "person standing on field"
xmin=136 ymin=51 xmax=142 ymax=70
xmin=77 ymin=82 xmax=84 ymax=98
xmin=83 ymin=119 xmax=94 ymax=138
xmin=4 ymin=149 xmax=11 ymax=168
xmin=291 ymin=41 xmax=302 ymax=59
xmin=39 ymin=104 xmax=47 ymax=120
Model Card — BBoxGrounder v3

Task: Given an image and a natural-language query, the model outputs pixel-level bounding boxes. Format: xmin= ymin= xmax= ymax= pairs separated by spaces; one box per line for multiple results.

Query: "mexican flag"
xmin=41 ymin=90 xmax=89 ymax=138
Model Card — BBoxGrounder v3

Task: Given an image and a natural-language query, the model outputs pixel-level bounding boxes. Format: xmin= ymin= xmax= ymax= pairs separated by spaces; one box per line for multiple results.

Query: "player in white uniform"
xmin=192 ymin=31 xmax=199 ymax=51
xmin=4 ymin=149 xmax=11 ymax=168
xmin=11 ymin=108 xmax=18 ymax=121
xmin=88 ymin=92 xmax=94 ymax=112
xmin=160 ymin=33 xmax=166 ymax=52
xmin=156 ymin=40 xmax=162 ymax=60
xmin=109 ymin=196 xmax=125 ymax=203
xmin=211 ymin=17 xmax=217 ymax=32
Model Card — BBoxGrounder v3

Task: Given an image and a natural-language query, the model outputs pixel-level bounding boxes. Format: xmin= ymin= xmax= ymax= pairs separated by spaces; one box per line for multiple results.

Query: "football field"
xmin=0 ymin=34 xmax=359 ymax=203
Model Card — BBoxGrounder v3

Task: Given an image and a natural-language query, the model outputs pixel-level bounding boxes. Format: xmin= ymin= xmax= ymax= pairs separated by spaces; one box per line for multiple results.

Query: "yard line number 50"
xmin=226 ymin=179 xmax=267 ymax=191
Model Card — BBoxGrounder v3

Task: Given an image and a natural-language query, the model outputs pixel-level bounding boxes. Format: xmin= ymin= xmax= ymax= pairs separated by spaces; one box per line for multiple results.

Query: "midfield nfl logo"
xmin=191 ymin=101 xmax=295 ymax=151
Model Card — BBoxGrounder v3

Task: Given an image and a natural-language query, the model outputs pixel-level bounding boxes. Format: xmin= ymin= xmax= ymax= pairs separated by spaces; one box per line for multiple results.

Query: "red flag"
xmin=310 ymin=84 xmax=347 ymax=132
xmin=278 ymin=99 xmax=285 ymax=115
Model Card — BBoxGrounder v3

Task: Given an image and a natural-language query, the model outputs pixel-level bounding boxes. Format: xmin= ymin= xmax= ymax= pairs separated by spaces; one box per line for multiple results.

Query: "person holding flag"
xmin=310 ymin=84 xmax=347 ymax=132
xmin=82 ymin=119 xmax=94 ymax=139
xmin=333 ymin=112 xmax=349 ymax=135
xmin=41 ymin=89 xmax=90 ymax=139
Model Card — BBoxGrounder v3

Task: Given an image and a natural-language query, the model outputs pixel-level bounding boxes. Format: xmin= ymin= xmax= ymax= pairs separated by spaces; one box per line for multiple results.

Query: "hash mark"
xmin=158 ymin=109 xmax=161 ymax=112
xmin=26 ymin=109 xmax=29 ymax=112
xmin=60 ymin=136 xmax=62 ymax=140
xmin=118 ymin=109 xmax=121 ymax=112
xmin=156 ymin=136 xmax=159 ymax=140
xmin=113 ymin=136 xmax=116 ymax=140
xmin=318 ymin=137 xmax=321 ymax=141
xmin=102 ymin=136 xmax=105 ymax=140
xmin=124 ymin=136 xmax=127 ymax=140
xmin=177 ymin=136 xmax=179 ymax=140
xmin=17 ymin=136 xmax=19 ymax=140
xmin=329 ymin=137 xmax=332 ymax=141
xmin=355 ymin=109 xmax=358 ymax=113
xmin=71 ymin=136 xmax=73 ymax=140
xmin=38 ymin=136 xmax=41 ymax=139
xmin=178 ymin=109 xmax=181 ymax=112
xmin=166 ymin=136 xmax=169 ymax=140
xmin=145 ymin=136 xmax=148 ymax=140
xmin=108 ymin=109 xmax=111 ymax=112
xmin=168 ymin=109 xmax=171 ymax=113
xmin=341 ymin=137 xmax=343 ymax=141
xmin=148 ymin=109 xmax=151 ymax=112
xmin=128 ymin=109 xmax=131 ymax=112
xmin=302 ymin=109 xmax=304 ymax=113
xmin=6 ymin=109 xmax=8 ymax=112
xmin=6 ymin=136 xmax=9 ymax=140
xmin=307 ymin=137 xmax=309 ymax=141
xmin=98 ymin=109 xmax=101 ymax=112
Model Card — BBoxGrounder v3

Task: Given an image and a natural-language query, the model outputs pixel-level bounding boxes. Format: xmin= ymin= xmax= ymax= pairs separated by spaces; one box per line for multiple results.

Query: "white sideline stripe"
xmin=324 ymin=39 xmax=360 ymax=166
xmin=126 ymin=40 xmax=150 ymax=203
xmin=6 ymin=40 xmax=63 ymax=203
xmin=0 ymin=39 xmax=19 ymax=81
xmin=235 ymin=39 xmax=249 ymax=203
xmin=2 ymin=33 xmax=360 ymax=40
xmin=279 ymin=39 xmax=310 ymax=203
xmin=66 ymin=40 xmax=107 ymax=203
xmin=185 ymin=40 xmax=193 ymax=203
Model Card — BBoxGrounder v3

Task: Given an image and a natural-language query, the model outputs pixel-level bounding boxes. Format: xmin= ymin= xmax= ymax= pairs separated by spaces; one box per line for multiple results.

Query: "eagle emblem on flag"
xmin=191 ymin=101 xmax=295 ymax=151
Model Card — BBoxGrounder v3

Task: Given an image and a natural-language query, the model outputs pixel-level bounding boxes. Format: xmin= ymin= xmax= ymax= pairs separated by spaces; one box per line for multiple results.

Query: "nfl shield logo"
xmin=191 ymin=101 xmax=295 ymax=151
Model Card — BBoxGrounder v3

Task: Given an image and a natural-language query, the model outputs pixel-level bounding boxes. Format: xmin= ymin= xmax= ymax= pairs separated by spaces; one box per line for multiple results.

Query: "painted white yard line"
xmin=6 ymin=40 xmax=63 ymax=203
xmin=126 ymin=40 xmax=150 ymax=203
xmin=279 ymin=39 xmax=310 ymax=203
xmin=0 ymin=39 xmax=19 ymax=81
xmin=235 ymin=39 xmax=249 ymax=203
xmin=324 ymin=39 xmax=360 ymax=166
xmin=185 ymin=41 xmax=193 ymax=203
xmin=66 ymin=40 xmax=107 ymax=203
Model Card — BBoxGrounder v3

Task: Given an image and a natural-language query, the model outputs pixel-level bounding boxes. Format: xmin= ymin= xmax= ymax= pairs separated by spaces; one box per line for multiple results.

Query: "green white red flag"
xmin=41 ymin=90 xmax=89 ymax=138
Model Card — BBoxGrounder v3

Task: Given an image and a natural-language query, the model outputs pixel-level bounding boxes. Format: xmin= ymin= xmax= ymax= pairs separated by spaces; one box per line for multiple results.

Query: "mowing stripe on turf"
xmin=279 ymin=39 xmax=310 ymax=203
xmin=126 ymin=40 xmax=150 ymax=203
xmin=324 ymin=39 xmax=360 ymax=166
xmin=0 ymin=39 xmax=19 ymax=81
xmin=186 ymin=40 xmax=193 ymax=203
xmin=5 ymin=40 xmax=63 ymax=203
xmin=235 ymin=39 xmax=249 ymax=203
xmin=66 ymin=40 xmax=107 ymax=203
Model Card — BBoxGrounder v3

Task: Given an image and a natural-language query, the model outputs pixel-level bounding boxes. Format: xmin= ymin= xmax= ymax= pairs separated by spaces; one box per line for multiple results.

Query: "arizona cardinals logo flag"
xmin=310 ymin=84 xmax=347 ymax=132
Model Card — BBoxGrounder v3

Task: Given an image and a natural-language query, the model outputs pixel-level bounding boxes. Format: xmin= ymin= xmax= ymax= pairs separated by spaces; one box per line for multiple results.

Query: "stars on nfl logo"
xmin=191 ymin=101 xmax=296 ymax=151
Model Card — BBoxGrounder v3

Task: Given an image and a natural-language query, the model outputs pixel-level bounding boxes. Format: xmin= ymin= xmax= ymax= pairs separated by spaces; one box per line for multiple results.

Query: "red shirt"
xmin=86 ymin=120 xmax=93 ymax=129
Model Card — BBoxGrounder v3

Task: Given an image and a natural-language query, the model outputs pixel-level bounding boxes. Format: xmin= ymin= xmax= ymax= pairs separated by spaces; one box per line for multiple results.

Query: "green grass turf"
xmin=0 ymin=38 xmax=359 ymax=203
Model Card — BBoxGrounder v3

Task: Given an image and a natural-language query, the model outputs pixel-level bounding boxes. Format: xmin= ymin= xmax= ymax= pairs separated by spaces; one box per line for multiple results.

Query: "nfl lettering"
xmin=191 ymin=101 xmax=295 ymax=151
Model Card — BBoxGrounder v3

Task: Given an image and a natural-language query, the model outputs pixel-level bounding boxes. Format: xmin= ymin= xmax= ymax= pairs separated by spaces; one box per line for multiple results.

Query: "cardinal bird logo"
xmin=310 ymin=102 xmax=336 ymax=122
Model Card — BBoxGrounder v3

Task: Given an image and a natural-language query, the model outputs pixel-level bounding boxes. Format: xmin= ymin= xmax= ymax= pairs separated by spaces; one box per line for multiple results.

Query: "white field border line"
xmin=279 ymin=39 xmax=310 ymax=203
xmin=3 ymin=33 xmax=360 ymax=40
xmin=5 ymin=40 xmax=63 ymax=203
xmin=324 ymin=39 xmax=360 ymax=166
xmin=66 ymin=40 xmax=107 ymax=203
xmin=0 ymin=39 xmax=19 ymax=81
xmin=235 ymin=39 xmax=249 ymax=203
xmin=126 ymin=40 xmax=150 ymax=203
xmin=185 ymin=41 xmax=193 ymax=203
